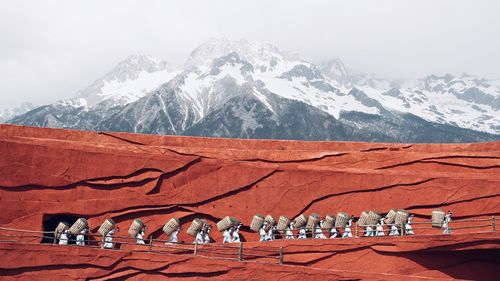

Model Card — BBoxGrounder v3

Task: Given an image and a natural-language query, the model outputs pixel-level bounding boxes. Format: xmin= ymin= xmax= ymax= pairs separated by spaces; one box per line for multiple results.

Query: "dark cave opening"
xmin=41 ymin=214 xmax=80 ymax=244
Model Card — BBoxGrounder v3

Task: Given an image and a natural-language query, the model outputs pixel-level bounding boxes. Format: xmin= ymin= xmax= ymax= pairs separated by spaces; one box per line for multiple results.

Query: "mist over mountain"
xmin=6 ymin=39 xmax=499 ymax=142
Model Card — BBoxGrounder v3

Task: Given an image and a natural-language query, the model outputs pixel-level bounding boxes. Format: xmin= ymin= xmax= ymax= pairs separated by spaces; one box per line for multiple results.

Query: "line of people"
xmin=260 ymin=211 xmax=452 ymax=241
xmin=222 ymin=223 xmax=242 ymax=243
xmin=53 ymin=211 xmax=452 ymax=247
xmin=56 ymin=227 xmax=90 ymax=246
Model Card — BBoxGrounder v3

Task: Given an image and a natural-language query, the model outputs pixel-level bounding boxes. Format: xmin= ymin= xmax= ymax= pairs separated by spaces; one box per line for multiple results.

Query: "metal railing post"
xmin=493 ymin=216 xmax=496 ymax=232
xmin=238 ymin=242 xmax=243 ymax=261
xmin=148 ymin=238 xmax=153 ymax=252
xmin=279 ymin=246 xmax=284 ymax=264
xmin=355 ymin=223 xmax=358 ymax=238
xmin=194 ymin=241 xmax=198 ymax=256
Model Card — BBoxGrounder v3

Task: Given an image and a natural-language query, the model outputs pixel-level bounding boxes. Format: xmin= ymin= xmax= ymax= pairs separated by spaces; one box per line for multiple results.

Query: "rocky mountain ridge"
xmin=5 ymin=38 xmax=500 ymax=142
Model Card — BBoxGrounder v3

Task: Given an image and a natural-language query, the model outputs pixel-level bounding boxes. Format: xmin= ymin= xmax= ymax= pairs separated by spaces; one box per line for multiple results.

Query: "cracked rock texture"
xmin=0 ymin=124 xmax=499 ymax=280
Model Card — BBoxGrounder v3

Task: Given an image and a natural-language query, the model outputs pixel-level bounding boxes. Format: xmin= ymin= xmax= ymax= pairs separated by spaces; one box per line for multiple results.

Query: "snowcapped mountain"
xmin=354 ymin=73 xmax=500 ymax=134
xmin=0 ymin=102 xmax=37 ymax=123
xmin=319 ymin=58 xmax=349 ymax=87
xmin=77 ymin=52 xmax=178 ymax=107
xmin=7 ymin=39 xmax=500 ymax=142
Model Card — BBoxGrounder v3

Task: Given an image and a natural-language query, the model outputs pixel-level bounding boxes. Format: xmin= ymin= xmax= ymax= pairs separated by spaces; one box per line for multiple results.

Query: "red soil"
xmin=0 ymin=124 xmax=499 ymax=280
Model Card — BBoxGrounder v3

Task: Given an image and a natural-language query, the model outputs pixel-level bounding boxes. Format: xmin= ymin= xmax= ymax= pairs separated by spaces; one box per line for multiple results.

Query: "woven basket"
xmin=250 ymin=214 xmax=265 ymax=232
xmin=384 ymin=209 xmax=397 ymax=224
xmin=335 ymin=212 xmax=349 ymax=228
xmin=264 ymin=215 xmax=276 ymax=231
xmin=432 ymin=209 xmax=445 ymax=228
xmin=323 ymin=214 xmax=336 ymax=229
xmin=306 ymin=213 xmax=321 ymax=230
xmin=395 ymin=210 xmax=409 ymax=226
xmin=277 ymin=216 xmax=290 ymax=231
xmin=163 ymin=218 xmax=180 ymax=235
xmin=357 ymin=211 xmax=369 ymax=226
xmin=368 ymin=211 xmax=382 ymax=226
xmin=187 ymin=218 xmax=205 ymax=237
xmin=98 ymin=219 xmax=115 ymax=236
xmin=293 ymin=214 xmax=308 ymax=228
xmin=128 ymin=219 xmax=144 ymax=238
xmin=54 ymin=222 xmax=70 ymax=239
xmin=69 ymin=218 xmax=88 ymax=235
xmin=217 ymin=216 xmax=237 ymax=232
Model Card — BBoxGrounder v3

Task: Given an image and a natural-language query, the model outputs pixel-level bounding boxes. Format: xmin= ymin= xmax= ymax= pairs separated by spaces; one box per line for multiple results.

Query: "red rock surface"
xmin=0 ymin=124 xmax=499 ymax=280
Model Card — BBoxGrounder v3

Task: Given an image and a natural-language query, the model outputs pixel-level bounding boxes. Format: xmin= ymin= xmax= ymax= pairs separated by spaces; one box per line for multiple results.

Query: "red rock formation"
xmin=0 ymin=124 xmax=499 ymax=280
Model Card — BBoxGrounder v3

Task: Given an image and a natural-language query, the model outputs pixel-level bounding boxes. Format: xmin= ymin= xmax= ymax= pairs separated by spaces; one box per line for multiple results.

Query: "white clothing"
xmin=443 ymin=214 xmax=452 ymax=234
xmin=58 ymin=231 xmax=69 ymax=245
xmin=405 ymin=217 xmax=414 ymax=235
xmin=342 ymin=219 xmax=353 ymax=238
xmin=232 ymin=227 xmax=241 ymax=243
xmin=314 ymin=222 xmax=326 ymax=239
xmin=267 ymin=226 xmax=276 ymax=241
xmin=203 ymin=229 xmax=211 ymax=243
xmin=389 ymin=225 xmax=399 ymax=236
xmin=222 ymin=229 xmax=232 ymax=243
xmin=168 ymin=229 xmax=180 ymax=243
xmin=194 ymin=230 xmax=205 ymax=244
xmin=259 ymin=226 xmax=268 ymax=242
xmin=285 ymin=225 xmax=294 ymax=240
xmin=136 ymin=230 xmax=145 ymax=245
xmin=330 ymin=228 xmax=338 ymax=238
xmin=375 ymin=219 xmax=385 ymax=236
xmin=76 ymin=229 xmax=87 ymax=246
xmin=365 ymin=226 xmax=374 ymax=237
xmin=103 ymin=230 xmax=115 ymax=249
xmin=298 ymin=227 xmax=307 ymax=239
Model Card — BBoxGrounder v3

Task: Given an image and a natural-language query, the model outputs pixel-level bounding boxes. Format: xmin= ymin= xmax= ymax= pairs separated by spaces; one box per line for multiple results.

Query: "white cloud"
xmin=0 ymin=0 xmax=499 ymax=108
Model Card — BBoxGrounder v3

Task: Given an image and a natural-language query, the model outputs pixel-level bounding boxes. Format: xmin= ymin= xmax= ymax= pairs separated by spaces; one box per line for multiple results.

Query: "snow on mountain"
xmin=319 ymin=58 xmax=349 ymax=86
xmin=7 ymin=38 xmax=500 ymax=138
xmin=0 ymin=102 xmax=37 ymax=122
xmin=354 ymin=73 xmax=500 ymax=134
xmin=186 ymin=38 xmax=302 ymax=71
xmin=77 ymin=52 xmax=178 ymax=107
xmin=183 ymin=39 xmax=381 ymax=120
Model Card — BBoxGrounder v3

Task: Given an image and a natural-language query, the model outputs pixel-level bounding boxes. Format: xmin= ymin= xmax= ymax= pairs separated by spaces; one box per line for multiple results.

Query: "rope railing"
xmin=0 ymin=226 xmax=283 ymax=264
xmin=263 ymin=216 xmax=497 ymax=239
xmin=0 ymin=215 xmax=496 ymax=266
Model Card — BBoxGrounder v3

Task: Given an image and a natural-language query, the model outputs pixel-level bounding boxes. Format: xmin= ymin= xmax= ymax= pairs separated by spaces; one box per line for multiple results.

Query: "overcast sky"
xmin=1 ymin=0 xmax=499 ymax=108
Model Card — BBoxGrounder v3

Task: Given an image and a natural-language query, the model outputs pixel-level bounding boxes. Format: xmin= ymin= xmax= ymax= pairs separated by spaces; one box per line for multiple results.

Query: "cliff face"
xmin=0 ymin=124 xmax=499 ymax=280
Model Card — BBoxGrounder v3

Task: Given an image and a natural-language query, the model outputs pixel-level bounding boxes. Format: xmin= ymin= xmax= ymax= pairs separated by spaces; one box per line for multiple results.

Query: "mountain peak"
xmin=319 ymin=58 xmax=348 ymax=85
xmin=110 ymin=52 xmax=172 ymax=79
xmin=185 ymin=38 xmax=299 ymax=68
xmin=76 ymin=52 xmax=177 ymax=107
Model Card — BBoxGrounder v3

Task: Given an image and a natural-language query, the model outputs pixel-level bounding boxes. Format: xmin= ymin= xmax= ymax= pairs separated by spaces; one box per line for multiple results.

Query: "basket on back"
xmin=98 ymin=219 xmax=115 ymax=236
xmin=431 ymin=209 xmax=446 ymax=228
xmin=217 ymin=216 xmax=238 ymax=232
xmin=368 ymin=211 xmax=382 ymax=226
xmin=69 ymin=218 xmax=88 ymax=235
xmin=293 ymin=214 xmax=308 ymax=228
xmin=128 ymin=219 xmax=144 ymax=238
xmin=306 ymin=213 xmax=321 ymax=230
xmin=187 ymin=218 xmax=206 ymax=237
xmin=264 ymin=215 xmax=276 ymax=231
xmin=322 ymin=214 xmax=336 ymax=229
xmin=277 ymin=216 xmax=290 ymax=231
xmin=335 ymin=212 xmax=349 ymax=228
xmin=357 ymin=211 xmax=370 ymax=227
xmin=250 ymin=214 xmax=265 ymax=232
xmin=163 ymin=218 xmax=180 ymax=235
xmin=395 ymin=210 xmax=409 ymax=226
xmin=384 ymin=209 xmax=397 ymax=224
xmin=54 ymin=222 xmax=70 ymax=239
